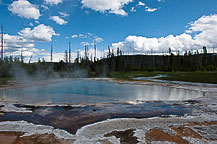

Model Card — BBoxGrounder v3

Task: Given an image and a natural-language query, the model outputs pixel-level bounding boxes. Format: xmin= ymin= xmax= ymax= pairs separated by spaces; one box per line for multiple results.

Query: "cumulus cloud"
xmin=42 ymin=52 xmax=65 ymax=62
xmin=187 ymin=15 xmax=217 ymax=45
xmin=112 ymin=14 xmax=217 ymax=54
xmin=8 ymin=0 xmax=40 ymax=19
xmin=3 ymin=25 xmax=60 ymax=62
xmin=3 ymin=34 xmax=51 ymax=62
xmin=44 ymin=0 xmax=62 ymax=5
xmin=3 ymin=34 xmax=34 ymax=53
xmin=81 ymin=0 xmax=133 ymax=16
xmin=3 ymin=33 xmax=64 ymax=62
xmin=50 ymin=16 xmax=67 ymax=25
xmin=18 ymin=24 xmax=58 ymax=42
xmin=4 ymin=32 xmax=105 ymax=62
xmin=74 ymin=48 xmax=106 ymax=60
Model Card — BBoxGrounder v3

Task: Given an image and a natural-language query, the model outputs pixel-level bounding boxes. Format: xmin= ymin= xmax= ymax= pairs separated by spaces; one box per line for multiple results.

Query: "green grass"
xmin=158 ymin=72 xmax=217 ymax=84
xmin=110 ymin=71 xmax=217 ymax=84
xmin=0 ymin=77 xmax=12 ymax=86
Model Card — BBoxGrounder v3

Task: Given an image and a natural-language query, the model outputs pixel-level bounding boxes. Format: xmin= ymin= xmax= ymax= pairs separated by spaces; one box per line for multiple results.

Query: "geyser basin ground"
xmin=0 ymin=79 xmax=204 ymax=105
xmin=0 ymin=78 xmax=216 ymax=143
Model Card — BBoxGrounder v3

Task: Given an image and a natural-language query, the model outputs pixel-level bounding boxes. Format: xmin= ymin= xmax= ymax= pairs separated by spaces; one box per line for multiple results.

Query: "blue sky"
xmin=1 ymin=0 xmax=217 ymax=62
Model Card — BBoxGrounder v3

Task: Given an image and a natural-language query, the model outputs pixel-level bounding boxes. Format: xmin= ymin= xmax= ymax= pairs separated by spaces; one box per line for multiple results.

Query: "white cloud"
xmin=8 ymin=0 xmax=40 ymax=19
xmin=42 ymin=52 xmax=65 ymax=62
xmin=71 ymin=33 xmax=91 ymax=39
xmin=29 ymin=22 xmax=33 ymax=26
xmin=41 ymin=4 xmax=49 ymax=10
xmin=44 ymin=0 xmax=62 ymax=5
xmin=4 ymin=34 xmax=34 ymax=52
xmin=187 ymin=14 xmax=217 ymax=47
xmin=50 ymin=16 xmax=67 ymax=25
xmin=130 ymin=7 xmax=136 ymax=13
xmin=59 ymin=12 xmax=70 ymax=17
xmin=18 ymin=24 xmax=58 ymax=42
xmin=134 ymin=1 xmax=158 ymax=13
xmin=81 ymin=41 xmax=90 ymax=46
xmin=71 ymin=35 xmax=78 ymax=38
xmin=112 ymin=14 xmax=217 ymax=54
xmin=71 ymin=33 xmax=89 ymax=38
xmin=85 ymin=10 xmax=90 ymax=14
xmin=81 ymin=0 xmax=133 ymax=16
xmin=94 ymin=37 xmax=104 ymax=43
xmin=4 ymin=32 xmax=105 ymax=62
xmin=3 ymin=34 xmax=50 ymax=62
xmin=3 ymin=33 xmax=63 ymax=62
xmin=3 ymin=25 xmax=60 ymax=62
xmin=145 ymin=6 xmax=158 ymax=12
xmin=79 ymin=34 xmax=86 ymax=38
xmin=138 ymin=1 xmax=145 ymax=6
xmin=71 ymin=33 xmax=104 ymax=44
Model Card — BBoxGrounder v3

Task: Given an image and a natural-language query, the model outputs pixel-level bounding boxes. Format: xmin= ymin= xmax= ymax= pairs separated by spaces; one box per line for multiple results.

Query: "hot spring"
xmin=0 ymin=79 xmax=203 ymax=105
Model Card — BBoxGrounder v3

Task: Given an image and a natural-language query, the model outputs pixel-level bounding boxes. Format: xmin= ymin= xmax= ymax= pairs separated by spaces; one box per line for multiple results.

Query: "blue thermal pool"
xmin=0 ymin=79 xmax=203 ymax=104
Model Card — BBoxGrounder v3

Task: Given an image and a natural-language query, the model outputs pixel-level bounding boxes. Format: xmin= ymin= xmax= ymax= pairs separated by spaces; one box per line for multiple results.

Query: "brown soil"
xmin=0 ymin=132 xmax=75 ymax=144
xmin=104 ymin=129 xmax=139 ymax=144
xmin=145 ymin=128 xmax=189 ymax=144
xmin=145 ymin=121 xmax=217 ymax=143
xmin=0 ymin=132 xmax=24 ymax=144
xmin=171 ymin=126 xmax=202 ymax=139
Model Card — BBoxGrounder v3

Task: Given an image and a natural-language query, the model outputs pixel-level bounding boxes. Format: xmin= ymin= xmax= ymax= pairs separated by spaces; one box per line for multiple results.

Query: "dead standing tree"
xmin=69 ymin=41 xmax=71 ymax=64
xmin=51 ymin=44 xmax=53 ymax=62
xmin=94 ymin=40 xmax=97 ymax=62
xmin=1 ymin=24 xmax=3 ymax=59
xmin=65 ymin=50 xmax=68 ymax=63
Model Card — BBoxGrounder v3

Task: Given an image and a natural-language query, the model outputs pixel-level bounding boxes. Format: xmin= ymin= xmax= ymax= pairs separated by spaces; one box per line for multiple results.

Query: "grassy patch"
xmin=159 ymin=72 xmax=217 ymax=84
xmin=110 ymin=71 xmax=217 ymax=84
xmin=0 ymin=77 xmax=12 ymax=86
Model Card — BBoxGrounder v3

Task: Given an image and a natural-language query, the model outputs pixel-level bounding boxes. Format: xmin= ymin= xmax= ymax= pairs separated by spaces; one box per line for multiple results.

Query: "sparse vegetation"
xmin=110 ymin=71 xmax=217 ymax=84
xmin=0 ymin=77 xmax=11 ymax=85
xmin=0 ymin=49 xmax=217 ymax=85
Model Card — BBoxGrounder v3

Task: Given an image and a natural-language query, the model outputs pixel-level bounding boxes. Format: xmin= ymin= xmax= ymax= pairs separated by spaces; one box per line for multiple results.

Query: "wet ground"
xmin=0 ymin=101 xmax=193 ymax=134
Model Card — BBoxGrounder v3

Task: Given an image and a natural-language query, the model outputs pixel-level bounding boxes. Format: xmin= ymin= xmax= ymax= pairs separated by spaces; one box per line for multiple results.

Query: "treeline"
xmin=0 ymin=57 xmax=76 ymax=80
xmin=94 ymin=53 xmax=217 ymax=73
xmin=0 ymin=55 xmax=97 ymax=79
xmin=0 ymin=51 xmax=217 ymax=79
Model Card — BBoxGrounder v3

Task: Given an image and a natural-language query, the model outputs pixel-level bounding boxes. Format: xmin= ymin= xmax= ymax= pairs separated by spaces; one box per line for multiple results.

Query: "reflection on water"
xmin=0 ymin=79 xmax=203 ymax=104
